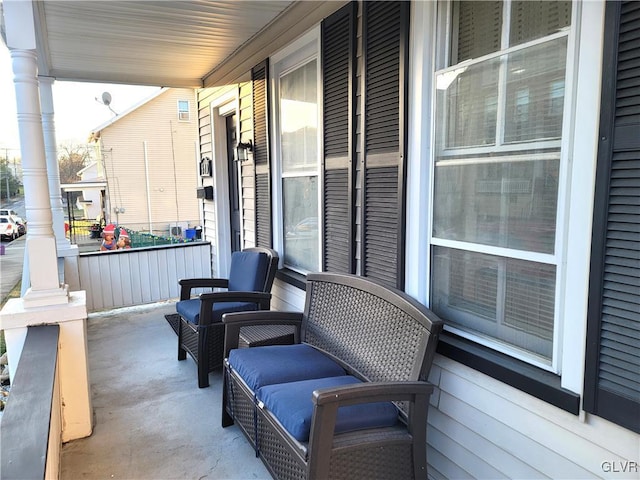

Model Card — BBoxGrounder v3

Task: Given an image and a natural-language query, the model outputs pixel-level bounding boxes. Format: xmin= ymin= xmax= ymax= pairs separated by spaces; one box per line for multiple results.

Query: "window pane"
xmin=432 ymin=246 xmax=555 ymax=360
xmin=433 ymin=157 xmax=559 ymax=254
xmin=504 ymin=38 xmax=567 ymax=143
xmin=510 ymin=1 xmax=571 ymax=47
xmin=280 ymin=60 xmax=318 ymax=174
xmin=454 ymin=1 xmax=503 ymax=63
xmin=436 ymin=58 xmax=500 ymax=149
xmin=283 ymin=176 xmax=318 ymax=272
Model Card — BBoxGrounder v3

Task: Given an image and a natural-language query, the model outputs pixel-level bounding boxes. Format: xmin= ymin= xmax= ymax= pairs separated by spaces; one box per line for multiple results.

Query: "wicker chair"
xmin=176 ymin=247 xmax=278 ymax=388
xmin=222 ymin=273 xmax=444 ymax=479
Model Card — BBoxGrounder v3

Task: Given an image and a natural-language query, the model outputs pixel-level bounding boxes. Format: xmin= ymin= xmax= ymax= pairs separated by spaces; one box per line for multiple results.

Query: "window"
xmin=431 ymin=0 xmax=571 ymax=368
xmin=178 ymin=100 xmax=190 ymax=121
xmin=272 ymin=30 xmax=321 ymax=273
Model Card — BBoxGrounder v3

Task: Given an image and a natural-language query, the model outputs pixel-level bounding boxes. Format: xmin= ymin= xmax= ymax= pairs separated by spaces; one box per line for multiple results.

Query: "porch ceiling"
xmin=27 ymin=1 xmax=294 ymax=88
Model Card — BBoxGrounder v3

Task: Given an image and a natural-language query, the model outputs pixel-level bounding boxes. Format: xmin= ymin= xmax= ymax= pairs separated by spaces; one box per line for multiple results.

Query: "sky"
xmin=0 ymin=43 xmax=160 ymax=160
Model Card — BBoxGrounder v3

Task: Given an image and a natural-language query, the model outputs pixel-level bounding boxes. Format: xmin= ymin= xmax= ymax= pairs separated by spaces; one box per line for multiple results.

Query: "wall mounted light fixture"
xmin=236 ymin=139 xmax=253 ymax=162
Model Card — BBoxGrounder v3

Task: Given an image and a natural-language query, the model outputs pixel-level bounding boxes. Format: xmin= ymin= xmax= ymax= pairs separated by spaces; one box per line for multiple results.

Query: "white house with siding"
xmin=195 ymin=2 xmax=639 ymax=478
xmin=89 ymin=87 xmax=202 ymax=237
xmin=1 ymin=1 xmax=638 ymax=478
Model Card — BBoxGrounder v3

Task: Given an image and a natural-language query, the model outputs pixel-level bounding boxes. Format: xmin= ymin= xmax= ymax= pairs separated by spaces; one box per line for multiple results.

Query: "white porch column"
xmin=39 ymin=77 xmax=70 ymax=249
xmin=0 ymin=0 xmax=92 ymax=443
xmin=39 ymin=76 xmax=81 ymax=291
xmin=8 ymin=52 xmax=69 ymax=306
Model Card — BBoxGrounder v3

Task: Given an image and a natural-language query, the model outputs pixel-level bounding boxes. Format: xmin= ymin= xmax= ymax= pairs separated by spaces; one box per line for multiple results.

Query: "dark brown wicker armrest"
xmin=222 ymin=311 xmax=303 ymax=356
xmin=312 ymin=381 xmax=434 ymax=408
xmin=197 ymin=291 xmax=272 ymax=327
xmin=307 ymin=381 xmax=434 ymax=478
xmin=178 ymin=278 xmax=229 ymax=300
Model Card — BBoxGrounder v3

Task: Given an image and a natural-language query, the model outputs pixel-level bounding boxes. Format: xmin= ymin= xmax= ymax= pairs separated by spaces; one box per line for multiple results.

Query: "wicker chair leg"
xmin=197 ymin=329 xmax=210 ymax=388
xmin=177 ymin=319 xmax=187 ymax=361
xmin=222 ymin=367 xmax=234 ymax=427
xmin=198 ymin=363 xmax=209 ymax=388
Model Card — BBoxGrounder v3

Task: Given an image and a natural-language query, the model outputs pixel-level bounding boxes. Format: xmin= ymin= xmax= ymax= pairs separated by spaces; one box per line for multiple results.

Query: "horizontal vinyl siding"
xmin=428 ymin=356 xmax=639 ymax=479
xmin=271 ymin=278 xmax=306 ymax=312
xmin=101 ymin=88 xmax=200 ymax=234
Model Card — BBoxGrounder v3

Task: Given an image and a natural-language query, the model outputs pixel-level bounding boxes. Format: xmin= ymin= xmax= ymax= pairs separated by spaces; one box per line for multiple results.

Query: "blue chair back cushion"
xmin=228 ymin=251 xmax=269 ymax=292
xmin=176 ymin=298 xmax=258 ymax=325
xmin=228 ymin=344 xmax=346 ymax=391
xmin=256 ymin=375 xmax=399 ymax=442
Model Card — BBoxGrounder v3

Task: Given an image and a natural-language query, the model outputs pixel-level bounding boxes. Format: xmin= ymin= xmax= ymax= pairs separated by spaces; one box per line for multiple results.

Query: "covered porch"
xmin=0 ymin=1 xmax=330 ymax=477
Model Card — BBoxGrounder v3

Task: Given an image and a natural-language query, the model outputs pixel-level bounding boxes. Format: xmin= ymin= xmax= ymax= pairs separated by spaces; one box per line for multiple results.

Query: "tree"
xmin=58 ymin=144 xmax=93 ymax=211
xmin=58 ymin=144 xmax=92 ymax=185
xmin=0 ymin=158 xmax=21 ymax=200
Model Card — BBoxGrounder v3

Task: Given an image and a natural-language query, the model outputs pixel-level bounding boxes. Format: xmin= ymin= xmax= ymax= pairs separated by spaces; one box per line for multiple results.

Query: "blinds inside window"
xmin=510 ymin=1 xmax=571 ymax=46
xmin=454 ymin=1 xmax=502 ymax=63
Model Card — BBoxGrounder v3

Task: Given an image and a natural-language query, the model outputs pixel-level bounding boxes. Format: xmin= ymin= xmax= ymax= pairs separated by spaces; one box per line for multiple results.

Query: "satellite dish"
xmin=101 ymin=92 xmax=112 ymax=106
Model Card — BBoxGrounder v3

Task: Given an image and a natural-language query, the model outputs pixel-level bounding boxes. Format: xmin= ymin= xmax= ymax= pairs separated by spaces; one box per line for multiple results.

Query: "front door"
xmin=226 ymin=114 xmax=241 ymax=252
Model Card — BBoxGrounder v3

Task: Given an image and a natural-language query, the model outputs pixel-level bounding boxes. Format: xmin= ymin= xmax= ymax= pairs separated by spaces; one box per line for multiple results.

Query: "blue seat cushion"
xmin=228 ymin=344 xmax=346 ymax=391
xmin=176 ymin=298 xmax=258 ymax=325
xmin=228 ymin=251 xmax=269 ymax=292
xmin=256 ymin=375 xmax=399 ymax=442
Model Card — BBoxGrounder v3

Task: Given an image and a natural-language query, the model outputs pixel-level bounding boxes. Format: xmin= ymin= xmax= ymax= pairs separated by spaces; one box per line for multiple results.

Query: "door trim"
xmin=210 ymin=89 xmax=238 ymax=277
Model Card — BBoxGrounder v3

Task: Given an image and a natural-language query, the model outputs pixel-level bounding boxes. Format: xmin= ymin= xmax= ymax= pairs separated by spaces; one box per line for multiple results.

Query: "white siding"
xmin=271 ymin=279 xmax=306 ymax=312
xmin=99 ymin=88 xmax=201 ymax=235
xmin=427 ymin=356 xmax=639 ymax=480
xmin=78 ymin=243 xmax=211 ymax=312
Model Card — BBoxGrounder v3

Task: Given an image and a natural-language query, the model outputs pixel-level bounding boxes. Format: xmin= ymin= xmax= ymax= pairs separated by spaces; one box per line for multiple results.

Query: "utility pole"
xmin=2 ymin=148 xmax=8 ymax=200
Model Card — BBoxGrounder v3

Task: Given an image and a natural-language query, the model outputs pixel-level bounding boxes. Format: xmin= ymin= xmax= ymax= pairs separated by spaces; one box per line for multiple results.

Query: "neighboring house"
xmin=89 ymin=88 xmax=201 ymax=237
xmin=74 ymin=161 xmax=104 ymax=220
xmin=196 ymin=1 xmax=638 ymax=477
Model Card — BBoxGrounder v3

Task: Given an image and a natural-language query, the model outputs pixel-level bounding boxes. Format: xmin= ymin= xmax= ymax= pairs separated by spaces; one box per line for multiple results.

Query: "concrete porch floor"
xmin=61 ymin=301 xmax=270 ymax=480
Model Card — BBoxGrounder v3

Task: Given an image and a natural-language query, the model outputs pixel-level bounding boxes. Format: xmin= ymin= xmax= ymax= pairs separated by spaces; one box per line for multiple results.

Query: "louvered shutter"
xmin=361 ymin=1 xmax=409 ymax=289
xmin=252 ymin=60 xmax=272 ymax=248
xmin=584 ymin=0 xmax=640 ymax=434
xmin=322 ymin=3 xmax=356 ymax=274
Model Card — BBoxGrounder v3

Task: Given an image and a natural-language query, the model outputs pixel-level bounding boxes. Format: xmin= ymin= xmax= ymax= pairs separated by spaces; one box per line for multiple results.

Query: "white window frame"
xmin=432 ymin=0 xmax=575 ymax=372
xmin=270 ymin=27 xmax=322 ymax=273
xmin=407 ymin=0 xmax=606 ymax=393
xmin=178 ymin=100 xmax=190 ymax=121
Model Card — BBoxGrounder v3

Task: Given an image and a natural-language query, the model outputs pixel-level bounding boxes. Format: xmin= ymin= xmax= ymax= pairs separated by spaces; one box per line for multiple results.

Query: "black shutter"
xmin=584 ymin=0 xmax=640 ymax=434
xmin=361 ymin=1 xmax=409 ymax=289
xmin=322 ymin=3 xmax=356 ymax=274
xmin=252 ymin=60 xmax=272 ymax=248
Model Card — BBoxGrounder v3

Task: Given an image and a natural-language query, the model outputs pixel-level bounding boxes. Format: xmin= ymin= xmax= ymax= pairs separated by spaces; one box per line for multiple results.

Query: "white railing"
xmin=78 ymin=242 xmax=212 ymax=312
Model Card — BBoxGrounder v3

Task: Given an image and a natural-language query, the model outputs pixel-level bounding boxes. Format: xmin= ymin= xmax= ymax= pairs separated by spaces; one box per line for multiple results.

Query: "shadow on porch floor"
xmin=61 ymin=301 xmax=270 ymax=480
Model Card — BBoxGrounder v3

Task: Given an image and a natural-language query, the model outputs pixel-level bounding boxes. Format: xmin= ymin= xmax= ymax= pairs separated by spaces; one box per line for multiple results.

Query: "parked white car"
xmin=0 ymin=209 xmax=25 ymax=225
xmin=0 ymin=216 xmax=20 ymax=241
xmin=0 ymin=209 xmax=26 ymax=235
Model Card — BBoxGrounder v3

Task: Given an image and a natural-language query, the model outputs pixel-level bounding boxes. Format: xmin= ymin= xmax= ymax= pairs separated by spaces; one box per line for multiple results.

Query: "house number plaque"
xmin=199 ymin=157 xmax=212 ymax=177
